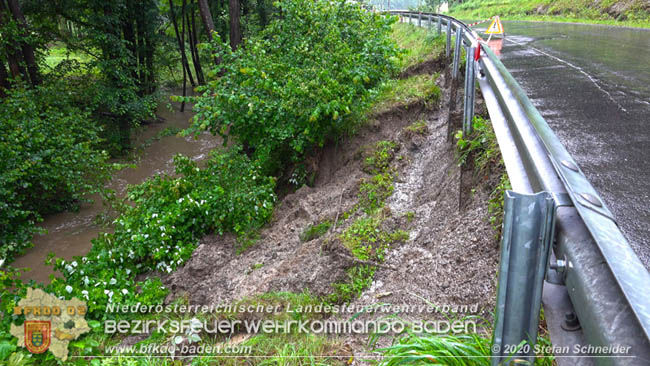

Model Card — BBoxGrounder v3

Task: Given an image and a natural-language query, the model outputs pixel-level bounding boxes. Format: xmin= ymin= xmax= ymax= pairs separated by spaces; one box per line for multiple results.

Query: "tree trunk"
xmin=0 ymin=60 xmax=9 ymax=97
xmin=197 ymin=0 xmax=215 ymax=40
xmin=145 ymin=27 xmax=155 ymax=93
xmin=7 ymin=0 xmax=40 ymax=86
xmin=187 ymin=0 xmax=204 ymax=84
xmin=256 ymin=0 xmax=268 ymax=28
xmin=135 ymin=1 xmax=147 ymax=92
xmin=169 ymin=0 xmax=196 ymax=87
xmin=122 ymin=0 xmax=139 ymax=87
xmin=229 ymin=0 xmax=242 ymax=51
xmin=180 ymin=0 xmax=196 ymax=87
xmin=0 ymin=0 xmax=22 ymax=80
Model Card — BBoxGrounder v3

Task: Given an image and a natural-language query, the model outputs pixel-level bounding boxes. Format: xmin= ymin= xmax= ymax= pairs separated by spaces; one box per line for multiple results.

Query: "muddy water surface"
xmin=12 ymin=93 xmax=219 ymax=284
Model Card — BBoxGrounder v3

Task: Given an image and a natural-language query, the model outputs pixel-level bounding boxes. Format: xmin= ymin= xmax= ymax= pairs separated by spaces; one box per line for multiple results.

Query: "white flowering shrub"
xmin=48 ymin=147 xmax=276 ymax=317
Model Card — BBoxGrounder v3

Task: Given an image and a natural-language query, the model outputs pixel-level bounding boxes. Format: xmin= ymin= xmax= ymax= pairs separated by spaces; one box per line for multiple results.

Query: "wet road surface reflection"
xmin=477 ymin=21 xmax=650 ymax=269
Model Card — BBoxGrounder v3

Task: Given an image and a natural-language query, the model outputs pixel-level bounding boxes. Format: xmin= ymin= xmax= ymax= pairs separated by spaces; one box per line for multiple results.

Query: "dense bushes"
xmin=189 ymin=0 xmax=400 ymax=177
xmin=48 ymin=148 xmax=276 ymax=317
xmin=0 ymin=83 xmax=110 ymax=262
xmin=47 ymin=60 xmax=158 ymax=155
xmin=43 ymin=0 xmax=401 ymax=320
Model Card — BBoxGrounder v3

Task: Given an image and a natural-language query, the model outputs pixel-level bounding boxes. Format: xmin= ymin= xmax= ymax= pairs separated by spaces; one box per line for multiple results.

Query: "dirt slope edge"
xmin=162 ymin=60 xmax=500 ymax=355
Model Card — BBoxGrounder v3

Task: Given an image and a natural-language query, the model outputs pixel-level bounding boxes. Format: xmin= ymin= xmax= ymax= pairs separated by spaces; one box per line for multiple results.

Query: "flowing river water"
xmin=11 ymin=92 xmax=219 ymax=284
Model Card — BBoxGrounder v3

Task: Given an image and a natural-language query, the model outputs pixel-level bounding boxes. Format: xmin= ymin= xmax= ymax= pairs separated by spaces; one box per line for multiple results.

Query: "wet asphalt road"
xmin=487 ymin=21 xmax=650 ymax=270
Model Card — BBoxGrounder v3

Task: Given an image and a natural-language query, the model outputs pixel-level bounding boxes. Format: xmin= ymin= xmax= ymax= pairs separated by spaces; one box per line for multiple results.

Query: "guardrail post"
xmin=491 ymin=191 xmax=556 ymax=366
xmin=428 ymin=15 xmax=432 ymax=29
xmin=452 ymin=26 xmax=462 ymax=79
xmin=463 ymin=46 xmax=476 ymax=136
xmin=463 ymin=46 xmax=470 ymax=136
xmin=437 ymin=16 xmax=442 ymax=36
xmin=418 ymin=12 xmax=421 ymax=27
xmin=446 ymin=21 xmax=451 ymax=59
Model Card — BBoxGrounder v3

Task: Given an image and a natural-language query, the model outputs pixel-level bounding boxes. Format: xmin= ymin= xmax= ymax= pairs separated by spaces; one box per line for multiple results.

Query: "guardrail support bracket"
xmin=463 ymin=46 xmax=476 ymax=137
xmin=452 ymin=26 xmax=462 ymax=79
xmin=492 ymin=190 xmax=556 ymax=365
xmin=446 ymin=21 xmax=451 ymax=59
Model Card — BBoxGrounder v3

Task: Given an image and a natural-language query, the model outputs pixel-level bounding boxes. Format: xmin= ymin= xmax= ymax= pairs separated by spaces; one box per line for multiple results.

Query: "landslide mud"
xmin=163 ymin=60 xmax=500 ymax=358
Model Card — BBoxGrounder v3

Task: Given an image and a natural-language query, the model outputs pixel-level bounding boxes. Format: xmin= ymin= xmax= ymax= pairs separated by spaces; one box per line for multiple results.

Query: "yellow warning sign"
xmin=485 ymin=16 xmax=504 ymax=35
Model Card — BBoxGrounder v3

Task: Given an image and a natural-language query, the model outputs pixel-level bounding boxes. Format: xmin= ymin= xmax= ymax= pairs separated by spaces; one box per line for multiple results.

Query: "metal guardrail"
xmin=391 ymin=10 xmax=650 ymax=366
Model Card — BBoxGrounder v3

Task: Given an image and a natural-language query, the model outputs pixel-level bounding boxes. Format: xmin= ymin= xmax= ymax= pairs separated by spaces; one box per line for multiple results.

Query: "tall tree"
xmin=187 ymin=0 xmax=205 ymax=84
xmin=197 ymin=0 xmax=215 ymax=40
xmin=0 ymin=1 xmax=22 ymax=80
xmin=6 ymin=0 xmax=40 ymax=86
xmin=122 ymin=0 xmax=140 ymax=85
xmin=143 ymin=0 xmax=156 ymax=93
xmin=169 ymin=0 xmax=196 ymax=87
xmin=256 ymin=0 xmax=268 ymax=28
xmin=229 ymin=0 xmax=242 ymax=50
xmin=0 ymin=60 xmax=8 ymax=97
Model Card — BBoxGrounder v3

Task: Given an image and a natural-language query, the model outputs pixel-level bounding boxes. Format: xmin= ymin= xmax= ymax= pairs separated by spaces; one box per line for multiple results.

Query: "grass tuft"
xmin=449 ymin=0 xmax=650 ymax=28
xmin=455 ymin=116 xmax=511 ymax=234
xmin=363 ymin=140 xmax=399 ymax=175
xmin=300 ymin=220 xmax=332 ymax=242
xmin=403 ymin=120 xmax=429 ymax=137
xmin=373 ymin=74 xmax=441 ymax=114
xmin=378 ymin=331 xmax=492 ymax=366
xmin=391 ymin=23 xmax=446 ymax=70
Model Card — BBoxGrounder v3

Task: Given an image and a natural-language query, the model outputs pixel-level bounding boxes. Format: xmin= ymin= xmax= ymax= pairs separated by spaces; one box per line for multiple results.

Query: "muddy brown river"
xmin=11 ymin=92 xmax=219 ymax=284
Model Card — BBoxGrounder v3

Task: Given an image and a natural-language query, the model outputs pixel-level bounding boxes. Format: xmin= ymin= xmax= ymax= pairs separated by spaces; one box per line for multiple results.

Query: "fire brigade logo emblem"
xmin=24 ymin=320 xmax=51 ymax=354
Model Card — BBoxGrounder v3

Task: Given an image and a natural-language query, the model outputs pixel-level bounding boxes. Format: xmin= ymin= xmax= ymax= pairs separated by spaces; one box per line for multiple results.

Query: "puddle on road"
xmin=11 ymin=91 xmax=219 ymax=284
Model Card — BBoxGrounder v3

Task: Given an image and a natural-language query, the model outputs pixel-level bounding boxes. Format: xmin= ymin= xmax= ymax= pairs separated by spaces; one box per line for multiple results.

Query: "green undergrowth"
xmin=300 ymin=220 xmax=332 ymax=242
xmin=340 ymin=216 xmax=408 ymax=263
xmin=378 ymin=329 xmax=492 ymax=366
xmin=326 ymin=264 xmax=378 ymax=305
xmin=325 ymin=140 xmax=409 ymax=305
xmin=455 ymin=117 xmax=511 ymax=234
xmin=377 ymin=328 xmax=554 ymax=366
xmin=403 ymin=120 xmax=429 ymax=136
xmin=373 ymin=73 xmax=442 ymax=114
xmin=0 ymin=83 xmax=111 ymax=263
xmin=183 ymin=292 xmax=348 ymax=365
xmin=391 ymin=23 xmax=447 ymax=70
xmin=46 ymin=146 xmax=276 ymax=318
xmin=363 ymin=141 xmax=399 ymax=175
xmin=449 ymin=0 xmax=650 ymax=28
xmin=359 ymin=172 xmax=396 ymax=214
xmin=377 ymin=309 xmax=555 ymax=366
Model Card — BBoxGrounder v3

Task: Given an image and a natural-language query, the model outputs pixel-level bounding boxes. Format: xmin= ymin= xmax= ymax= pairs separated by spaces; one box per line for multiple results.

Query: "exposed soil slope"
xmin=163 ymin=52 xmax=500 ymax=358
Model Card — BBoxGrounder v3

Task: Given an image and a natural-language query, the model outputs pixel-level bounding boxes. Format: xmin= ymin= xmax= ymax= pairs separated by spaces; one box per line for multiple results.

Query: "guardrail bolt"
xmin=550 ymin=258 xmax=566 ymax=273
xmin=561 ymin=311 xmax=581 ymax=332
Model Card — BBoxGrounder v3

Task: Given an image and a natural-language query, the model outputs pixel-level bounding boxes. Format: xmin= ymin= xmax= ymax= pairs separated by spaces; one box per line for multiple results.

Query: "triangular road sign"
xmin=485 ymin=16 xmax=504 ymax=35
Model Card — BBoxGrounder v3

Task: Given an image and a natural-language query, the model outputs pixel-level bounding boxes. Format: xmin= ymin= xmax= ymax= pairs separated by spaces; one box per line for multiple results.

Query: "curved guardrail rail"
xmin=391 ymin=10 xmax=650 ymax=366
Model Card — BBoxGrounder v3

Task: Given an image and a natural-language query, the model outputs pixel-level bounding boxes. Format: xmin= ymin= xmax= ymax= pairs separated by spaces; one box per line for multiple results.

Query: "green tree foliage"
xmin=189 ymin=0 xmax=400 ymax=177
xmin=0 ymin=82 xmax=110 ymax=262
xmin=21 ymin=0 xmax=162 ymax=153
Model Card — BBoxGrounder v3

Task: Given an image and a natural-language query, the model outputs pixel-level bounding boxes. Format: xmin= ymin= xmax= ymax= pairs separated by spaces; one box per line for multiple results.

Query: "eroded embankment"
xmin=162 ymin=47 xmax=500 ymax=358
